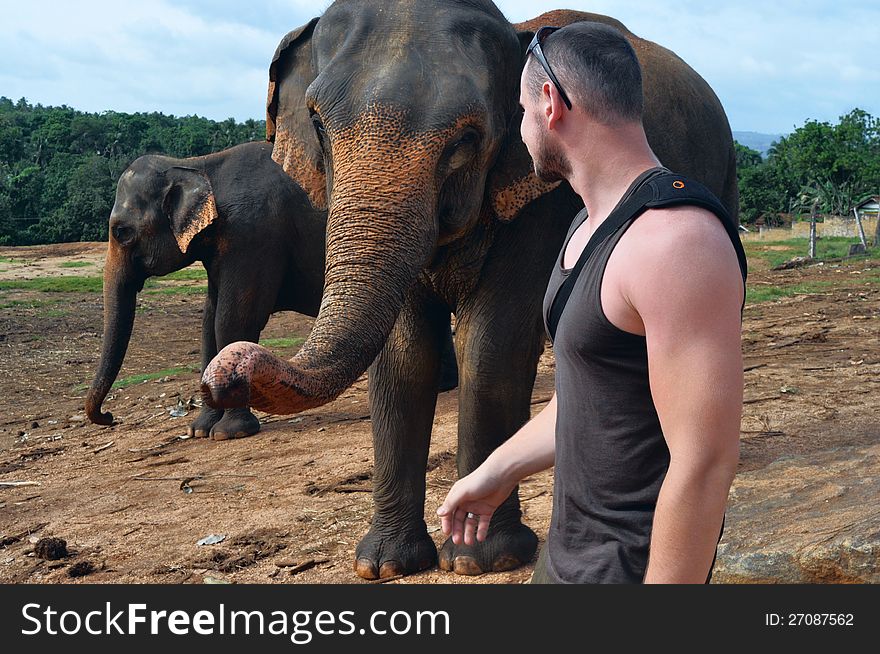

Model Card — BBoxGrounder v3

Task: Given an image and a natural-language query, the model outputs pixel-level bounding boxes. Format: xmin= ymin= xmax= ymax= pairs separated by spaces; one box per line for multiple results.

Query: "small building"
xmin=853 ymin=196 xmax=880 ymax=246
xmin=854 ymin=195 xmax=879 ymax=222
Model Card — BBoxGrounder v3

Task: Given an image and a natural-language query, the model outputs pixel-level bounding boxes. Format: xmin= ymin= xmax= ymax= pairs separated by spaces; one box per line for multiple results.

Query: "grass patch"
xmin=0 ymin=298 xmax=62 ymax=310
xmin=59 ymin=261 xmax=93 ymax=268
xmin=0 ymin=256 xmax=17 ymax=264
xmin=164 ymin=267 xmax=208 ymax=281
xmin=71 ymin=364 xmax=200 ymax=393
xmin=745 ymin=281 xmax=836 ymax=304
xmin=0 ymin=276 xmax=103 ymax=293
xmin=744 ymin=237 xmax=880 ymax=269
xmin=144 ymin=285 xmax=208 ymax=296
xmin=110 ymin=365 xmax=200 ymax=390
xmin=260 ymin=337 xmax=306 ymax=349
xmin=40 ymin=309 xmax=68 ymax=318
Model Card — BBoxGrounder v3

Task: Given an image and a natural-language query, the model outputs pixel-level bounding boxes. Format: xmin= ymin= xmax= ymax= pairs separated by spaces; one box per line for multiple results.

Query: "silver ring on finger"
xmin=466 ymin=512 xmax=477 ymax=520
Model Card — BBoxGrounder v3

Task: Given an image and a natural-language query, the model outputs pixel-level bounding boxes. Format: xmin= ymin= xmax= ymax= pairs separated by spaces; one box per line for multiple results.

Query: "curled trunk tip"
xmin=86 ymin=394 xmax=114 ymax=426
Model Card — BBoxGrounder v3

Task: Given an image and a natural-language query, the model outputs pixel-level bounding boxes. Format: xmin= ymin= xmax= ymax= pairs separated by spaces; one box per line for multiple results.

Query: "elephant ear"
xmin=266 ymin=17 xmax=327 ymax=210
xmin=486 ymin=29 xmax=562 ymax=222
xmin=163 ymin=166 xmax=218 ymax=254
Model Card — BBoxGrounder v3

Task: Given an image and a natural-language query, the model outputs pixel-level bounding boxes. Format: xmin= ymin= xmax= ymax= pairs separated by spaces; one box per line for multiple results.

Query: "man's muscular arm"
xmin=621 ymin=207 xmax=744 ymax=583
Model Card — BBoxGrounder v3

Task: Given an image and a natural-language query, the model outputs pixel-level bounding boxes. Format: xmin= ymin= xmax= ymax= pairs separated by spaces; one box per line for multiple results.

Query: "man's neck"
xmin=565 ymin=121 xmax=661 ymax=227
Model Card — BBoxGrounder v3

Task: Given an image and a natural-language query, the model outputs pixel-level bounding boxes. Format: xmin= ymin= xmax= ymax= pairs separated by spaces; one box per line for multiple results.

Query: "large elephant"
xmin=85 ymin=141 xmax=327 ymax=439
xmin=202 ymin=2 xmax=739 ymax=579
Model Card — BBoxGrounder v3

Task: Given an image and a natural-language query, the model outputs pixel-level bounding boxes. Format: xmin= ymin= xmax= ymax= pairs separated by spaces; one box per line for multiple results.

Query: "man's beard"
xmin=532 ymin=128 xmax=571 ymax=183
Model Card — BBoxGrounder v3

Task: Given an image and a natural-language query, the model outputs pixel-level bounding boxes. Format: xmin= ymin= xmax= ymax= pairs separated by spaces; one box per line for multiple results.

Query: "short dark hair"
xmin=526 ymin=22 xmax=643 ymax=124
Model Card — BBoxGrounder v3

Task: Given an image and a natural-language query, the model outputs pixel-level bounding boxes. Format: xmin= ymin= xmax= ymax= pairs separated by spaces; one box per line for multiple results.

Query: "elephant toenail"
xmin=452 ymin=556 xmax=484 ymax=576
xmin=355 ymin=558 xmax=379 ymax=580
xmin=491 ymin=554 xmax=521 ymax=572
xmin=379 ymin=561 xmax=404 ymax=578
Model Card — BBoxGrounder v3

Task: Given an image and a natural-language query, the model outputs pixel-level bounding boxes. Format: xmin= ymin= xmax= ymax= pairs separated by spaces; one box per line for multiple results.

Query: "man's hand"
xmin=437 ymin=393 xmax=558 ymax=547
xmin=437 ymin=462 xmax=517 ymax=546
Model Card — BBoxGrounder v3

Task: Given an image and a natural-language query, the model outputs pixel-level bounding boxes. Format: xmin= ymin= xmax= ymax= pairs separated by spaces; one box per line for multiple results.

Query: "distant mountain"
xmin=733 ymin=131 xmax=785 ymax=157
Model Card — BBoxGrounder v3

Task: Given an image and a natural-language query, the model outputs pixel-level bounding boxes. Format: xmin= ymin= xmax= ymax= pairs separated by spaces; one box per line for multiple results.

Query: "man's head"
xmin=519 ymin=22 xmax=644 ymax=182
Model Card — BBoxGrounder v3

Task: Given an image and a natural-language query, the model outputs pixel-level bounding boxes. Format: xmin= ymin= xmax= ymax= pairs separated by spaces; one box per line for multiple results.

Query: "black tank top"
xmin=540 ymin=167 xmax=735 ymax=583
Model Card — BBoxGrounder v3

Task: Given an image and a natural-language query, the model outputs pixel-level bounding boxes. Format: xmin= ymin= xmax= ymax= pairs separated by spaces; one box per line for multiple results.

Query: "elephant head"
xmin=86 ymin=157 xmax=218 ymax=424
xmin=201 ymin=1 xmax=737 ymax=415
xmin=202 ymin=0 xmax=554 ymax=413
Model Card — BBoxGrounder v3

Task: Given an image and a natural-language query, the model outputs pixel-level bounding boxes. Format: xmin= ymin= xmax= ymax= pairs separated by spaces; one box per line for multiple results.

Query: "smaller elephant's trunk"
xmin=85 ymin=244 xmax=140 ymax=425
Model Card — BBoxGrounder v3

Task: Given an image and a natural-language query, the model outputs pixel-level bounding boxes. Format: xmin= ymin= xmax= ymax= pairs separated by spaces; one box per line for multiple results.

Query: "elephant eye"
xmin=311 ymin=114 xmax=327 ymax=149
xmin=446 ymin=131 xmax=479 ymax=172
xmin=111 ymin=223 xmax=136 ymax=247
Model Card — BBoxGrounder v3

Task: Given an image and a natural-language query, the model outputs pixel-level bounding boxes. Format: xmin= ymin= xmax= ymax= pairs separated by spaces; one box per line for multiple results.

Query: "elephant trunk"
xmin=85 ymin=243 xmax=141 ymax=425
xmin=202 ymin=120 xmax=440 ymax=414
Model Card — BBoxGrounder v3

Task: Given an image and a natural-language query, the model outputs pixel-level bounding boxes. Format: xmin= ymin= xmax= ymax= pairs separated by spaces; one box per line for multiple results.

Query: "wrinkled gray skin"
xmin=86 ymin=141 xmax=327 ymax=439
xmin=202 ymin=3 xmax=739 ymax=579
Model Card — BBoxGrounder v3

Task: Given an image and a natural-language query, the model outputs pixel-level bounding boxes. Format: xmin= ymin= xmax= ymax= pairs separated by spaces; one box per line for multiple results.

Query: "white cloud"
xmin=0 ymin=0 xmax=314 ymax=119
xmin=495 ymin=0 xmax=880 ymax=132
xmin=0 ymin=1 xmax=877 ymax=132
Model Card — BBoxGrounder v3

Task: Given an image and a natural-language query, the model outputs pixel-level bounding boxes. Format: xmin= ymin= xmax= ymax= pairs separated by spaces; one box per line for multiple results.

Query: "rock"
xmin=68 ymin=561 xmax=95 ymax=578
xmin=772 ymin=256 xmax=815 ymax=271
xmin=714 ymin=444 xmax=880 ymax=583
xmin=34 ymin=537 xmax=68 ymax=561
xmin=848 ymin=243 xmax=866 ymax=256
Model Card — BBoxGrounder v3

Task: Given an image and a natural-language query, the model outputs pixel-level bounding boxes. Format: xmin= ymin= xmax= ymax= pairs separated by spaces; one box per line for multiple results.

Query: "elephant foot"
xmin=188 ymin=406 xmax=224 ymax=439
xmin=209 ymin=408 xmax=261 ymax=441
xmin=439 ymin=522 xmax=537 ymax=576
xmin=354 ymin=526 xmax=438 ymax=580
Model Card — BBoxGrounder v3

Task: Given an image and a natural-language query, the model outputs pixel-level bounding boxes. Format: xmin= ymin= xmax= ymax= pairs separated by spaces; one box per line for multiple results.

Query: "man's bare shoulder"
xmin=618 ymin=205 xmax=738 ymax=269
xmin=626 ymin=205 xmax=734 ymax=252
xmin=613 ymin=205 xmax=744 ymax=314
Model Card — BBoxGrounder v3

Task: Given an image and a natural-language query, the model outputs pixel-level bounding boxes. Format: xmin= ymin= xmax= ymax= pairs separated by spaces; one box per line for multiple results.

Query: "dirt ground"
xmin=0 ymin=241 xmax=878 ymax=584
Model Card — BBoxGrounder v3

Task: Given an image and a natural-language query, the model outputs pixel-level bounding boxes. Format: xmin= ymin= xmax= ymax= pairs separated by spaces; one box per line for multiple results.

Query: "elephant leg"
xmin=190 ymin=286 xmax=225 ymax=438
xmin=438 ymin=297 xmax=546 ymax=575
xmin=207 ymin=278 xmax=275 ymax=441
xmin=354 ymin=289 xmax=448 ymax=580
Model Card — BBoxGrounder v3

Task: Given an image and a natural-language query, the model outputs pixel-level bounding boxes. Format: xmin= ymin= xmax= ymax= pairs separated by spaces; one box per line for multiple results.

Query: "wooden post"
xmin=809 ymin=200 xmax=818 ymax=259
xmin=874 ymin=195 xmax=880 ymax=248
xmin=853 ymin=206 xmax=868 ymax=249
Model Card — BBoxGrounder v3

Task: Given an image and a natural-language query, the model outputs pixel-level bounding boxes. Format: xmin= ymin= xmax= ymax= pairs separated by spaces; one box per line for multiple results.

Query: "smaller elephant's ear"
xmin=163 ymin=166 xmax=218 ymax=254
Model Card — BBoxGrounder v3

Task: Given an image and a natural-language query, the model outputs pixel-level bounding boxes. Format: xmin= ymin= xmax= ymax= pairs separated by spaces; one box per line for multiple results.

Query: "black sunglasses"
xmin=527 ymin=26 xmax=573 ymax=110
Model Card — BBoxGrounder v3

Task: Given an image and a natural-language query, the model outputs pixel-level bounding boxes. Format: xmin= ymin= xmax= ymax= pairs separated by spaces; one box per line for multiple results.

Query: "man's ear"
xmin=546 ymin=82 xmax=567 ymax=130
xmin=163 ymin=166 xmax=218 ymax=254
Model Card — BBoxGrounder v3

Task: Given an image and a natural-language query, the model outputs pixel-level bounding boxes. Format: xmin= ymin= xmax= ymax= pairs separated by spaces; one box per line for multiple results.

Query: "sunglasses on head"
xmin=527 ymin=26 xmax=573 ymax=110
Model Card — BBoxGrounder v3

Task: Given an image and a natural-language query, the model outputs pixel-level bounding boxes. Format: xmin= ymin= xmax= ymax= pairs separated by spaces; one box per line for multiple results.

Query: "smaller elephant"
xmin=86 ymin=141 xmax=329 ymax=439
xmin=86 ymin=141 xmax=458 ymax=438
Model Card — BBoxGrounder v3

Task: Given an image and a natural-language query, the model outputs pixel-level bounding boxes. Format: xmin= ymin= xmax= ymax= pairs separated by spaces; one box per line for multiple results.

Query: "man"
xmin=437 ymin=23 xmax=746 ymax=583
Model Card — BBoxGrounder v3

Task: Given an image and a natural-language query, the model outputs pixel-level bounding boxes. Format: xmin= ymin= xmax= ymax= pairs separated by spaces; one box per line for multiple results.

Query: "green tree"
xmin=0 ymin=97 xmax=266 ymax=245
xmin=735 ymin=142 xmax=762 ymax=172
xmin=737 ymin=109 xmax=880 ymax=223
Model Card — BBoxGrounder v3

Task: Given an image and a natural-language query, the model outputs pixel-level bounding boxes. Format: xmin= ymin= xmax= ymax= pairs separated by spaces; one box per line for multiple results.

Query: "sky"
xmin=1 ymin=0 xmax=877 ymax=135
